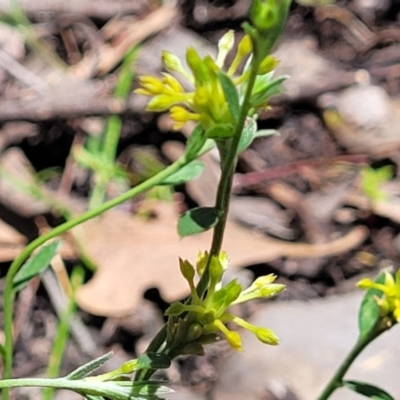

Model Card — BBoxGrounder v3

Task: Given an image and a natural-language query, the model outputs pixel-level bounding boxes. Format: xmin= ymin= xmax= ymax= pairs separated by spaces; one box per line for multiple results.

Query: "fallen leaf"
xmin=0 ymin=218 xmax=26 ymax=262
xmin=76 ymin=201 xmax=368 ymax=317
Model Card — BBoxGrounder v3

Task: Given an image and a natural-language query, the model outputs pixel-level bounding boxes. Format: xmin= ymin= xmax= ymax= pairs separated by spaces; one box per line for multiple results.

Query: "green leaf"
xmin=344 ymin=380 xmax=394 ymax=400
xmin=358 ymin=273 xmax=385 ymax=339
xmin=185 ymin=125 xmax=207 ymax=158
xmin=218 ymin=71 xmax=240 ymax=123
xmin=161 ymin=161 xmax=204 ymax=185
xmin=250 ymin=75 xmax=287 ymax=108
xmin=66 ymin=352 xmax=114 ymax=380
xmin=13 ymin=241 xmax=61 ymax=291
xmin=136 ymin=353 xmax=171 ymax=370
xmin=177 ymin=207 xmax=220 ymax=237
xmin=237 ymin=117 xmax=257 ymax=153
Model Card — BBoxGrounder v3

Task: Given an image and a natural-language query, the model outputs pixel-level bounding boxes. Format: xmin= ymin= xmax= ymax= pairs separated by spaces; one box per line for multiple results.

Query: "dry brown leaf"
xmin=0 ymin=218 xmax=26 ymax=262
xmin=76 ymin=201 xmax=368 ymax=317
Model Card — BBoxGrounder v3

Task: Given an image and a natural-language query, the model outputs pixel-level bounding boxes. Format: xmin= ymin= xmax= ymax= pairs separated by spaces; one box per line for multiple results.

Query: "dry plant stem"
xmin=1 ymin=153 xmax=196 ymax=399
xmin=316 ymin=329 xmax=382 ymax=400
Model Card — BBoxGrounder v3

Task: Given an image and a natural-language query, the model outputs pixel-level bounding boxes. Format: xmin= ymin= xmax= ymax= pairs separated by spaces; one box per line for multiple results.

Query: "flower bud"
xmin=187 ymin=322 xmax=203 ymax=342
xmin=254 ymin=326 xmax=279 ymax=345
xmin=162 ymin=50 xmax=193 ymax=82
xmin=196 ymin=251 xmax=208 ymax=276
xmin=250 ymin=0 xmax=280 ymax=31
xmin=226 ymin=330 xmax=243 ymax=351
xmin=216 ymin=30 xmax=235 ymax=68
xmin=179 ymin=258 xmax=195 ymax=284
xmin=258 ymin=55 xmax=279 ymax=75
xmin=120 ymin=359 xmax=138 ymax=374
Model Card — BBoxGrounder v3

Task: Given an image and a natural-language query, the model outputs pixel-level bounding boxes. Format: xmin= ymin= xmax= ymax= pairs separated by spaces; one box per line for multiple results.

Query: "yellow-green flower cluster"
xmin=166 ymin=251 xmax=285 ymax=352
xmin=135 ymin=31 xmax=279 ymax=134
xmin=357 ymin=269 xmax=400 ymax=324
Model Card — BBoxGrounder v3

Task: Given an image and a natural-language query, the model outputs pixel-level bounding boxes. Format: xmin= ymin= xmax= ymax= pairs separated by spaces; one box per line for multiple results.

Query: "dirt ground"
xmin=1 ymin=0 xmax=400 ymax=399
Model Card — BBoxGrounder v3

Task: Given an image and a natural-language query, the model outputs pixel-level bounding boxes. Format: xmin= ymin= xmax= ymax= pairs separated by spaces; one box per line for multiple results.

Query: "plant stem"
xmin=88 ymin=47 xmax=137 ymax=209
xmin=197 ymin=54 xmax=261 ymax=297
xmin=1 ymin=154 xmax=194 ymax=399
xmin=316 ymin=330 xmax=382 ymax=400
xmin=136 ymin=51 xmax=263 ymax=384
xmin=42 ymin=266 xmax=84 ymax=400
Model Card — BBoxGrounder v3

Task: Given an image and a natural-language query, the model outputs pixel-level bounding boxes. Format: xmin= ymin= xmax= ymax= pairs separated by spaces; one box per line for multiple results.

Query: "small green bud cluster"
xmin=165 ymin=251 xmax=285 ymax=353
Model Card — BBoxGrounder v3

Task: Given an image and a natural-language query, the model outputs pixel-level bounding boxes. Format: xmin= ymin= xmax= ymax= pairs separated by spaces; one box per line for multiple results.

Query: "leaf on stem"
xmin=185 ymin=125 xmax=207 ymax=158
xmin=177 ymin=207 xmax=220 ymax=237
xmin=66 ymin=352 xmax=114 ymax=380
xmin=160 ymin=161 xmax=204 ymax=185
xmin=136 ymin=352 xmax=171 ymax=370
xmin=218 ymin=71 xmax=240 ymax=123
xmin=13 ymin=240 xmax=61 ymax=291
xmin=344 ymin=380 xmax=394 ymax=400
xmin=358 ymin=272 xmax=385 ymax=339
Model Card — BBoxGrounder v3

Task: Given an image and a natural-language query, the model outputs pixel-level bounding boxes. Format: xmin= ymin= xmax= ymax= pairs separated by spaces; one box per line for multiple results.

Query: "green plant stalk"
xmin=89 ymin=47 xmax=137 ymax=210
xmin=136 ymin=52 xmax=263 ymax=384
xmin=42 ymin=265 xmax=84 ymax=400
xmin=316 ymin=329 xmax=383 ymax=400
xmin=197 ymin=53 xmax=262 ymax=298
xmin=1 ymin=153 xmax=196 ymax=399
xmin=42 ymin=301 xmax=76 ymax=400
xmin=88 ymin=114 xmax=123 ymax=210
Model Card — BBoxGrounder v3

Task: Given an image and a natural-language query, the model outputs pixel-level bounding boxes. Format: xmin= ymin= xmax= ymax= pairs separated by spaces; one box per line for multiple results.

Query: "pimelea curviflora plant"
xmin=3 ymin=1 xmax=398 ymax=399
xmin=0 ymin=1 xmax=291 ymax=399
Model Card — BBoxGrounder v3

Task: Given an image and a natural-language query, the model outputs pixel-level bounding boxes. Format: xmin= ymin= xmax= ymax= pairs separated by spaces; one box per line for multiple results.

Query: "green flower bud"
xmin=120 ymin=359 xmax=138 ymax=374
xmin=199 ymin=311 xmax=215 ymax=325
xmin=179 ymin=258 xmax=195 ymax=285
xmin=187 ymin=322 xmax=203 ymax=342
xmin=209 ymin=255 xmax=224 ymax=286
xmin=250 ymin=0 xmax=280 ymax=31
xmin=254 ymin=326 xmax=279 ymax=345
xmin=258 ymin=55 xmax=279 ymax=75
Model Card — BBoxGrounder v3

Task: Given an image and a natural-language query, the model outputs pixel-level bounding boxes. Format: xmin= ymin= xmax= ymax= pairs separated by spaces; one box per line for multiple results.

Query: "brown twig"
xmin=233 ymin=154 xmax=369 ymax=191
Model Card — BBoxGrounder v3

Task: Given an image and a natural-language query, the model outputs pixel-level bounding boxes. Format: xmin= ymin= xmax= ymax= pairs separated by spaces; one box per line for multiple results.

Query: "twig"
xmin=0 ymin=47 xmax=47 ymax=90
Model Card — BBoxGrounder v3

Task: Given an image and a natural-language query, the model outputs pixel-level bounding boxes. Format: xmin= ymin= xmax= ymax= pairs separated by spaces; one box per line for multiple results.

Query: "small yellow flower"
xmin=170 ymin=106 xmax=200 ymax=130
xmin=357 ymin=269 xmax=400 ymax=323
xmin=166 ymin=251 xmax=283 ymax=352
xmin=136 ymin=30 xmax=283 ymax=135
xmin=135 ymin=76 xmax=165 ymax=95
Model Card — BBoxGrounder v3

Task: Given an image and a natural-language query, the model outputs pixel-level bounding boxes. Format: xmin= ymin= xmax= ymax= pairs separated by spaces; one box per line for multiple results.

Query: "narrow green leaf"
xmin=13 ymin=241 xmax=61 ymax=291
xmin=218 ymin=71 xmax=240 ymax=123
xmin=250 ymin=75 xmax=287 ymax=108
xmin=160 ymin=161 xmax=204 ymax=185
xmin=185 ymin=125 xmax=207 ymax=158
xmin=237 ymin=117 xmax=257 ymax=153
xmin=136 ymin=353 xmax=171 ymax=370
xmin=344 ymin=380 xmax=394 ymax=400
xmin=177 ymin=207 xmax=220 ymax=237
xmin=358 ymin=273 xmax=385 ymax=339
xmin=66 ymin=352 xmax=114 ymax=380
